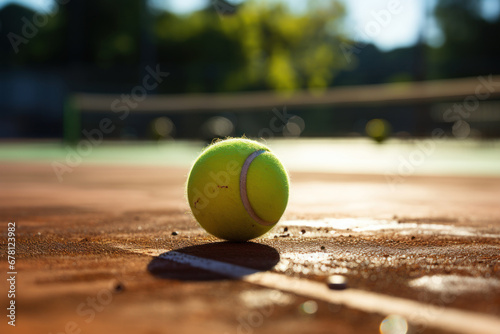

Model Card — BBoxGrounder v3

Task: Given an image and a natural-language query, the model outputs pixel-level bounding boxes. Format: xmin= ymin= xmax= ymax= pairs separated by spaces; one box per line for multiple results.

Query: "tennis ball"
xmin=187 ymin=138 xmax=289 ymax=242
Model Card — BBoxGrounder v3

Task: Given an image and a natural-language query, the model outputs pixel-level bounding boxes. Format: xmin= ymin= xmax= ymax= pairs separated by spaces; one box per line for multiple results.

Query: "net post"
xmin=63 ymin=94 xmax=80 ymax=145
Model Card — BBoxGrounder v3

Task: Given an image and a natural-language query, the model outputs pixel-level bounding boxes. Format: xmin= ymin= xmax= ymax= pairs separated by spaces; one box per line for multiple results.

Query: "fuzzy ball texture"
xmin=187 ymin=138 xmax=289 ymax=241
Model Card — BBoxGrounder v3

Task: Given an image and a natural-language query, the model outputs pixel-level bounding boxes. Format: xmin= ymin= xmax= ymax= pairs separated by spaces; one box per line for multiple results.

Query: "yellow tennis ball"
xmin=187 ymin=138 xmax=289 ymax=242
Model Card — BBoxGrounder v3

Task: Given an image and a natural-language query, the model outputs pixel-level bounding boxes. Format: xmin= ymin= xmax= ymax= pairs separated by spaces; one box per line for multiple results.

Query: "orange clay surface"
xmin=1 ymin=162 xmax=499 ymax=334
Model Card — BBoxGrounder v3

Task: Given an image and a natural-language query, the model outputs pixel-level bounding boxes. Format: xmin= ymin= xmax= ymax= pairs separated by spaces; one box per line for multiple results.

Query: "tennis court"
xmin=1 ymin=137 xmax=500 ymax=334
xmin=2 ymin=1 xmax=500 ymax=333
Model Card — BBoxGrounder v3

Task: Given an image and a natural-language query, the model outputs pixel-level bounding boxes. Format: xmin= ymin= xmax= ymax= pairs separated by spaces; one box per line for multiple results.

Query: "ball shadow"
xmin=147 ymin=242 xmax=280 ymax=281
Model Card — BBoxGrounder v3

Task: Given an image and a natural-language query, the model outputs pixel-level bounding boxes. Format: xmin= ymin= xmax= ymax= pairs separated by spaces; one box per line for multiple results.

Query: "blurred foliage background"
xmin=1 ymin=0 xmax=352 ymax=93
xmin=0 ymin=0 xmax=500 ymax=139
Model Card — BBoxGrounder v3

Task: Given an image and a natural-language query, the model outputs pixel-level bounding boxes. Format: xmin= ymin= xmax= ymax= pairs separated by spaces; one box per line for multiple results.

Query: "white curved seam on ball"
xmin=240 ymin=150 xmax=275 ymax=226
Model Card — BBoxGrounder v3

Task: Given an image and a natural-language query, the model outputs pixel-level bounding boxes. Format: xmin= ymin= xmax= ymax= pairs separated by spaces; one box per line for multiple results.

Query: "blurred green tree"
xmin=153 ymin=0 xmax=349 ymax=93
xmin=0 ymin=4 xmax=63 ymax=65
xmin=428 ymin=0 xmax=500 ymax=78
xmin=0 ymin=1 xmax=143 ymax=67
xmin=1 ymin=0 xmax=350 ymax=93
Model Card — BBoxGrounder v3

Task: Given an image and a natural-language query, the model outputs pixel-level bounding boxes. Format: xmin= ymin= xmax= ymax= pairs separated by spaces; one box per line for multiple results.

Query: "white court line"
xmin=158 ymin=251 xmax=259 ymax=277
xmin=283 ymin=218 xmax=500 ymax=238
xmin=119 ymin=245 xmax=500 ymax=334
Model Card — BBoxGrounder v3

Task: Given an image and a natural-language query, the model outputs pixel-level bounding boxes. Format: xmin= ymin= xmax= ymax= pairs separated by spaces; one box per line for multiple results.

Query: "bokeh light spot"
xmin=452 ymin=120 xmax=471 ymax=139
xmin=300 ymin=300 xmax=318 ymax=315
xmin=152 ymin=117 xmax=175 ymax=139
xmin=283 ymin=115 xmax=305 ymax=137
xmin=380 ymin=314 xmax=408 ymax=334
xmin=365 ymin=118 xmax=392 ymax=143
xmin=203 ymin=116 xmax=234 ymax=138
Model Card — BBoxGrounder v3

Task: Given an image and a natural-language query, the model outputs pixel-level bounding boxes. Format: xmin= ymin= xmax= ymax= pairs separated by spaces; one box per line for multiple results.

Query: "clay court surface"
xmin=1 ymin=140 xmax=500 ymax=334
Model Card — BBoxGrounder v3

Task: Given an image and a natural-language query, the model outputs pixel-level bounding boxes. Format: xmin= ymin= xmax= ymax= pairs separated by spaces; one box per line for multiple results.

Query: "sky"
xmin=1 ymin=0 xmax=499 ymax=51
xmin=153 ymin=0 xmax=430 ymax=50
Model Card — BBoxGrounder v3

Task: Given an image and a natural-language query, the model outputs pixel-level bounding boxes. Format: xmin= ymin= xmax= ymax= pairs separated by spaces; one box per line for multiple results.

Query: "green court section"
xmin=0 ymin=139 xmax=499 ymax=177
xmin=0 ymin=141 xmax=201 ymax=167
